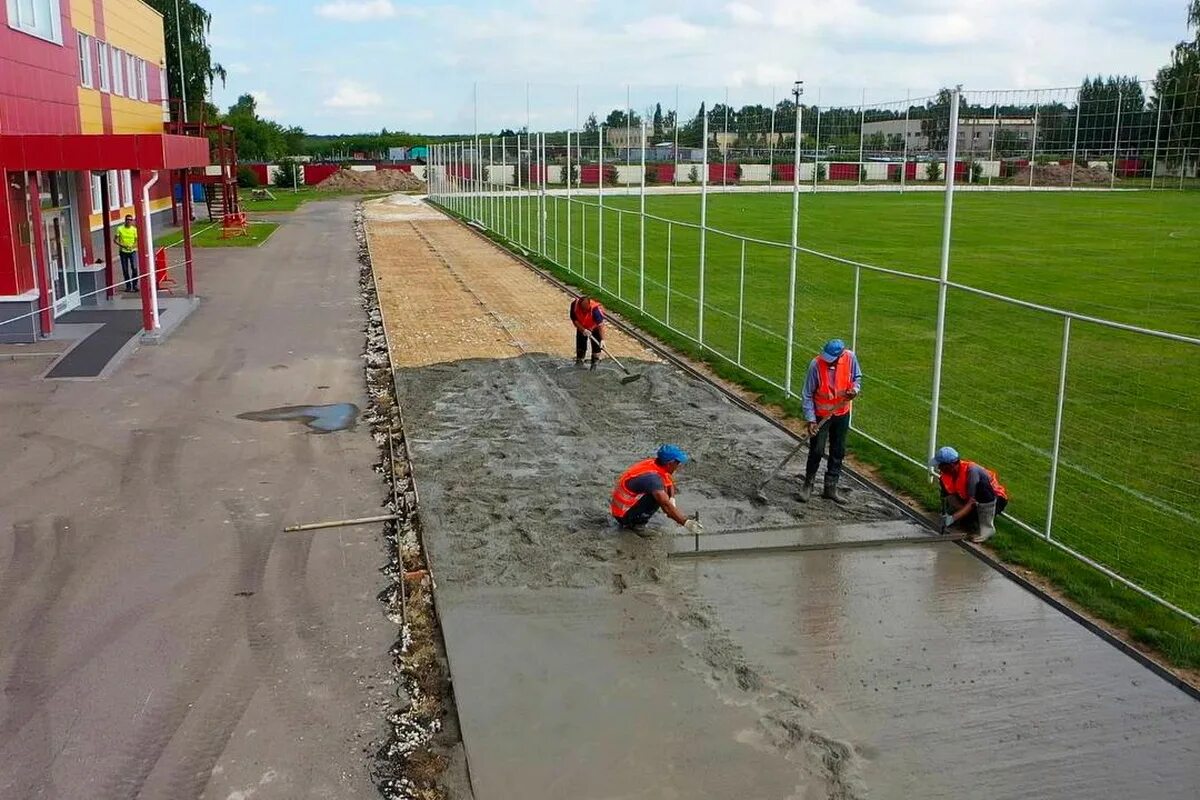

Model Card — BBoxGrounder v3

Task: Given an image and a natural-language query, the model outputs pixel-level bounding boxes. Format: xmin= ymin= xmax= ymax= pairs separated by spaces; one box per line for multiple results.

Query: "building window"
xmin=78 ymin=33 xmax=93 ymax=87
xmin=107 ymin=171 xmax=120 ymax=210
xmin=138 ymin=60 xmax=149 ymax=101
xmin=111 ymin=47 xmax=125 ymax=96
xmin=97 ymin=41 xmax=110 ymax=92
xmin=121 ymin=170 xmax=133 ymax=207
xmin=127 ymin=53 xmax=139 ymax=99
xmin=6 ymin=0 xmax=63 ymax=44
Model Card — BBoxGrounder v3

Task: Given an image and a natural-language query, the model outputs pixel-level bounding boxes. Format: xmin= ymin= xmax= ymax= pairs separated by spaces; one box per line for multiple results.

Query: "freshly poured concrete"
xmin=375 ymin=212 xmax=1200 ymax=800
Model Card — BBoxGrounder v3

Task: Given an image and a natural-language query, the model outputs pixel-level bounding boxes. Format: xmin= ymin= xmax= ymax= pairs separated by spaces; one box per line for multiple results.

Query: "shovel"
xmin=590 ymin=334 xmax=642 ymax=384
xmin=751 ymin=399 xmax=852 ymax=504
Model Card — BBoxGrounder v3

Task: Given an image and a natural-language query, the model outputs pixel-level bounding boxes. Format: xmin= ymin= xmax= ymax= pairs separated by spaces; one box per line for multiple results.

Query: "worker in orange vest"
xmin=611 ymin=445 xmax=704 ymax=535
xmin=798 ymin=339 xmax=862 ymax=505
xmin=570 ymin=292 xmax=606 ymax=369
xmin=931 ymin=446 xmax=1009 ymax=543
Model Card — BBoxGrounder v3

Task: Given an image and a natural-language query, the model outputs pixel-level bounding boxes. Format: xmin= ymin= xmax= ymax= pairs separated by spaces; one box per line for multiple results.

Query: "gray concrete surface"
xmin=397 ymin=349 xmax=1200 ymax=799
xmin=0 ymin=200 xmax=393 ymax=799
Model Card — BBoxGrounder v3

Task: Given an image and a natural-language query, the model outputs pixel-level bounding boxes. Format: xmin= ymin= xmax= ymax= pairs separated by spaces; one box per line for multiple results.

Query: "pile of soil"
xmin=1013 ymin=163 xmax=1114 ymax=186
xmin=317 ymin=168 xmax=426 ymax=192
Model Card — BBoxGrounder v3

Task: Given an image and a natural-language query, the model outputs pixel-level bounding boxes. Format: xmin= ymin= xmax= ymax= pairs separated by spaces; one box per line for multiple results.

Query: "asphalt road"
xmin=0 ymin=201 xmax=393 ymax=799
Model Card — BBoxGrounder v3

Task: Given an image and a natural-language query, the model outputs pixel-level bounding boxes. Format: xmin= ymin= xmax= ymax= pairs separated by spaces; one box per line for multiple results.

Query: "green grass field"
xmin=158 ymin=221 xmax=280 ymax=248
xmin=469 ymin=188 xmax=1200 ymax=658
xmin=238 ymin=188 xmax=393 ymax=212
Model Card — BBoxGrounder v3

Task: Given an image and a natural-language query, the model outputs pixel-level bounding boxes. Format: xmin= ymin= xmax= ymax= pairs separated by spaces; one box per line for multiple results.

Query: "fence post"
xmin=541 ymin=131 xmax=548 ymax=257
xmin=1111 ymin=88 xmax=1123 ymax=190
xmin=673 ymin=84 xmax=680 ymax=187
xmin=581 ymin=204 xmax=586 ymax=280
xmin=813 ymin=93 xmax=821 ymax=191
xmin=566 ymin=130 xmax=572 ymax=272
xmin=851 ymin=265 xmax=861 ymax=351
xmin=989 ymin=96 xmax=999 ymax=188
xmin=1045 ymin=316 xmax=1071 ymax=540
xmin=626 ymin=83 xmax=632 ymax=191
xmin=639 ymin=121 xmax=646 ymax=311
xmin=1029 ymin=91 xmax=1039 ymax=189
xmin=1151 ymin=88 xmax=1164 ymax=189
xmin=666 ymin=222 xmax=672 ymax=326
xmin=598 ymin=125 xmax=605 ymax=290
xmin=902 ymin=91 xmax=911 ymax=192
xmin=473 ymin=82 xmax=479 ymax=224
xmin=617 ymin=212 xmax=623 ymax=301
xmin=489 ymin=138 xmax=495 ymax=230
xmin=737 ymin=239 xmax=746 ymax=366
xmin=858 ymin=88 xmax=866 ymax=187
xmin=500 ymin=137 xmax=508 ymax=238
xmin=1070 ymin=85 xmax=1082 ymax=189
xmin=515 ymin=133 xmax=522 ymax=245
xmin=699 ymin=107 xmax=709 ymax=347
xmin=768 ymin=86 xmax=776 ymax=189
xmin=927 ymin=86 xmax=961 ymax=467
xmin=722 ymin=86 xmax=729 ymax=192
xmin=784 ymin=82 xmax=803 ymax=395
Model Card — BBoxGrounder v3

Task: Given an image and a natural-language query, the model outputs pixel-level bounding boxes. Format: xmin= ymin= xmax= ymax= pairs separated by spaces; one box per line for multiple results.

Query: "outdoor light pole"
xmin=784 ymin=80 xmax=803 ymax=395
xmin=174 ymin=0 xmax=187 ymax=123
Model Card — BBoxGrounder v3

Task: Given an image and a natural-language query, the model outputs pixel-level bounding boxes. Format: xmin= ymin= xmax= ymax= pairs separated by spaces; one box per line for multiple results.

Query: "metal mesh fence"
xmin=427 ymin=81 xmax=1200 ymax=622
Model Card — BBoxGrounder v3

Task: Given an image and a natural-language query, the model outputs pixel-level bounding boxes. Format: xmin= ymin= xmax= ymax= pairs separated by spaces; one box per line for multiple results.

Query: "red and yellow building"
xmin=1 ymin=0 xmax=209 ymax=342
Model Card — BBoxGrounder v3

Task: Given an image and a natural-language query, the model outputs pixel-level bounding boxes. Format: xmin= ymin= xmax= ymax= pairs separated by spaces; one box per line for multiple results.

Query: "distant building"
xmin=860 ymin=117 xmax=1036 ymax=153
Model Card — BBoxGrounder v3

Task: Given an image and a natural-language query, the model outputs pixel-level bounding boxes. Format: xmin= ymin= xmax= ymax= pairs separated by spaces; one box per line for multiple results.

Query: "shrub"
xmin=735 ymin=163 xmax=744 ymax=182
xmin=859 ymin=165 xmax=868 ymax=182
xmin=568 ymin=163 xmax=579 ymax=187
xmin=274 ymin=159 xmax=300 ymax=188
xmin=237 ymin=166 xmax=260 ymax=189
xmin=925 ymin=160 xmax=942 ymax=182
xmin=815 ymin=163 xmax=826 ymax=181
xmin=970 ymin=160 xmax=984 ymax=183
xmin=688 ymin=166 xmax=699 ymax=184
xmin=644 ymin=164 xmax=659 ymax=185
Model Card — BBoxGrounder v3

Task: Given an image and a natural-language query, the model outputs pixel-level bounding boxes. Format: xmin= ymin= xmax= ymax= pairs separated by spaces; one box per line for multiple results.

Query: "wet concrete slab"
xmin=439 ymin=585 xmax=814 ymax=799
xmin=672 ymin=544 xmax=1200 ymax=799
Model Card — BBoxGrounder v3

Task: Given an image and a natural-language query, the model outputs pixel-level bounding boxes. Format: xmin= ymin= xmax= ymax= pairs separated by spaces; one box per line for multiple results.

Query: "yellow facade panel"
xmin=109 ymin=95 xmax=165 ymax=134
xmin=72 ymin=0 xmax=97 ymax=36
xmin=102 ymin=0 xmax=167 ymax=62
xmin=79 ymin=88 xmax=105 ymax=133
xmin=88 ymin=196 xmax=175 ymax=232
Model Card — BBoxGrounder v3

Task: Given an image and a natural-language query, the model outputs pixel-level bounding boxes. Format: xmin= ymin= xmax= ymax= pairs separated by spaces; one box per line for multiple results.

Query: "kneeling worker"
xmin=570 ymin=292 xmax=606 ymax=369
xmin=611 ymin=445 xmax=704 ymax=534
xmin=931 ymin=446 xmax=1009 ymax=543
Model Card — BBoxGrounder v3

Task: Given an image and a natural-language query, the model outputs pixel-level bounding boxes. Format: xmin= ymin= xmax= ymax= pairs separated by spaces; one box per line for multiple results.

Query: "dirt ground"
xmin=366 ymin=196 xmax=1200 ymax=800
xmin=319 ymin=169 xmax=426 ymax=192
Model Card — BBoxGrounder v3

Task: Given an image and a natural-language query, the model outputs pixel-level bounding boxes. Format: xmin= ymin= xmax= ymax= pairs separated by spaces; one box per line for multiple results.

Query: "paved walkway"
xmin=0 ymin=201 xmax=392 ymax=799
xmin=371 ymin=201 xmax=1200 ymax=800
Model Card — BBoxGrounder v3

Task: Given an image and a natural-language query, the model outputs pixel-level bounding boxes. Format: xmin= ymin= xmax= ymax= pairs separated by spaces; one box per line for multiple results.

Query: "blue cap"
xmin=821 ymin=339 xmax=846 ymax=362
xmin=656 ymin=444 xmax=689 ymax=465
xmin=930 ymin=446 xmax=959 ymax=466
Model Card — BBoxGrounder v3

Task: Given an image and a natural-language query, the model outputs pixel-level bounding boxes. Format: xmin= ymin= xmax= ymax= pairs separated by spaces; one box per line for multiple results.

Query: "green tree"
xmin=653 ymin=103 xmax=664 ymax=139
xmin=1153 ymin=1 xmax=1200 ymax=162
xmin=146 ymin=0 xmax=225 ymax=122
xmin=920 ymin=88 xmax=955 ymax=153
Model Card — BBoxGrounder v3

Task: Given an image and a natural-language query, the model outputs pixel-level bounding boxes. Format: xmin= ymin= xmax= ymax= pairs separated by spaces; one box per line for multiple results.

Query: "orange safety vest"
xmin=939 ymin=459 xmax=1008 ymax=503
xmin=813 ymin=351 xmax=855 ymax=418
xmin=571 ymin=298 xmax=605 ymax=332
xmin=610 ymin=458 xmax=674 ymax=519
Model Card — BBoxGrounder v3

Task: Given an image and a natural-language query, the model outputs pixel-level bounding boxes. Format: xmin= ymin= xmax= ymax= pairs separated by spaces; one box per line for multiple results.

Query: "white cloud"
xmin=315 ymin=0 xmax=398 ymax=22
xmin=324 ymin=81 xmax=384 ymax=110
xmin=625 ymin=15 xmax=706 ymax=42
xmin=250 ymin=90 xmax=281 ymax=117
xmin=227 ymin=62 xmax=251 ymax=75
xmin=726 ymin=2 xmax=764 ymax=25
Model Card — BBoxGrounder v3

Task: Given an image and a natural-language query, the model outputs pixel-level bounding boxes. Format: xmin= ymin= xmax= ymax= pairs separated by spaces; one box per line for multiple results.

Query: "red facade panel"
xmin=303 ymin=164 xmax=340 ymax=185
xmin=709 ymin=163 xmax=738 ymax=183
xmin=828 ymin=163 xmax=858 ymax=181
xmin=0 ymin=7 xmax=83 ymax=136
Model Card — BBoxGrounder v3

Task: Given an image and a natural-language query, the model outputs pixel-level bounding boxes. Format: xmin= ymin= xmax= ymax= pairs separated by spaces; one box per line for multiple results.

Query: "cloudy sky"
xmin=205 ymin=0 xmax=1190 ymax=134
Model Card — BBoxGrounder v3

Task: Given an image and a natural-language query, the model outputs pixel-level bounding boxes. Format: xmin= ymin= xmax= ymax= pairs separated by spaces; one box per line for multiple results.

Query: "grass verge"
xmin=238 ymin=188 xmax=394 ymax=212
xmin=159 ymin=221 xmax=280 ymax=249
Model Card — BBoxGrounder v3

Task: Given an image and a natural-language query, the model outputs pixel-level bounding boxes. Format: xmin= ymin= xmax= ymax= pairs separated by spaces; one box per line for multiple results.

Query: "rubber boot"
xmin=590 ymin=356 xmax=599 ymax=371
xmin=797 ymin=475 xmax=815 ymax=503
xmin=823 ymin=476 xmax=850 ymax=507
xmin=973 ymin=501 xmax=998 ymax=543
xmin=575 ymin=357 xmax=585 ymax=367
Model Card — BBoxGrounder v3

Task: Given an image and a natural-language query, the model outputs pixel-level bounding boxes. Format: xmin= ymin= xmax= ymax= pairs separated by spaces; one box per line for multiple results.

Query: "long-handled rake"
xmin=751 ymin=399 xmax=852 ymax=503
xmin=591 ymin=334 xmax=642 ymax=384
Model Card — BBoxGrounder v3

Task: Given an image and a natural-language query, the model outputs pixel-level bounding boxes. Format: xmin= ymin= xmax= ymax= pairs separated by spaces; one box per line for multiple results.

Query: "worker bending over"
xmin=611 ymin=445 xmax=704 ymax=535
xmin=799 ymin=339 xmax=862 ymax=505
xmin=931 ymin=446 xmax=1009 ymax=543
xmin=570 ymin=292 xmax=606 ymax=369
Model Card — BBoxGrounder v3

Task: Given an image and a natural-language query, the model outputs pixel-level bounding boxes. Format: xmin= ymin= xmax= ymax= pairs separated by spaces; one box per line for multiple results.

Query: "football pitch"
xmin=481 ymin=188 xmax=1200 ymax=620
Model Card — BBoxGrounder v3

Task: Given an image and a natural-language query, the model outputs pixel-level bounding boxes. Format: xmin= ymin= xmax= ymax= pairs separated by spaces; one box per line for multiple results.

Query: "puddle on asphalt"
xmin=236 ymin=403 xmax=360 ymax=433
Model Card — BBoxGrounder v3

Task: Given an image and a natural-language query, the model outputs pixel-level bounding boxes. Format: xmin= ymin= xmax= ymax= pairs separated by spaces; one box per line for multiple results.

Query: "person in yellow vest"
xmin=798 ymin=339 xmax=862 ymax=505
xmin=931 ymin=446 xmax=1009 ymax=542
xmin=113 ymin=214 xmax=139 ymax=293
xmin=611 ymin=445 xmax=704 ymax=535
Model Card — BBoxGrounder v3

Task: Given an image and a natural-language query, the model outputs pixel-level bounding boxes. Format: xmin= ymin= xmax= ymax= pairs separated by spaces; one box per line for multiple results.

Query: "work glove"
xmin=942 ymin=514 xmax=955 ymax=529
xmin=683 ymin=517 xmax=704 ymax=535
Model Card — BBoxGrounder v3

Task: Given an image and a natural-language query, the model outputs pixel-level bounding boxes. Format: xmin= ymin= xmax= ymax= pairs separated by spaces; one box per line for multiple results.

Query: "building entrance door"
xmin=41 ymin=173 xmax=82 ymax=316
